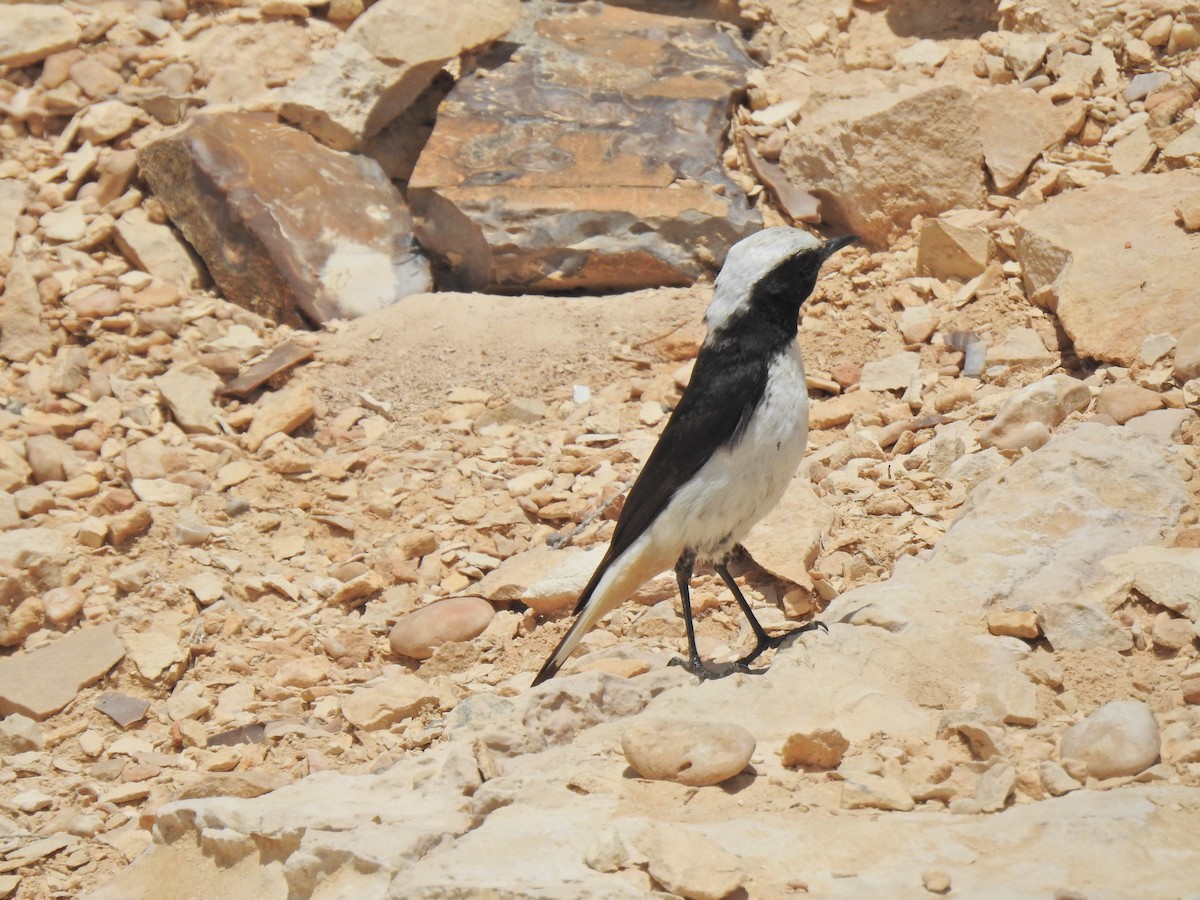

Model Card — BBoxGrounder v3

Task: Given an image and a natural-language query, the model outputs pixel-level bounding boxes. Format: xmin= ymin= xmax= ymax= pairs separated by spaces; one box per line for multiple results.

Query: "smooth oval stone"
xmin=1059 ymin=699 xmax=1160 ymax=779
xmin=389 ymin=596 xmax=495 ymax=660
xmin=622 ymin=717 xmax=755 ymax=787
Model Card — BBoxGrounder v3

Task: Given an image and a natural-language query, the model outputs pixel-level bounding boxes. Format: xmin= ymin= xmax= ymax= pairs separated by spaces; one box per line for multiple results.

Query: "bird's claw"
xmin=737 ymin=619 xmax=828 ymax=667
xmin=667 ymin=655 xmax=759 ymax=680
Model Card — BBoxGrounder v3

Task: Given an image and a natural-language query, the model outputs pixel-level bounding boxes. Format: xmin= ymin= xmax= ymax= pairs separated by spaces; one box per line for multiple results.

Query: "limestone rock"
xmin=1059 ymin=700 xmax=1160 ymax=780
xmin=409 ymin=1 xmax=760 ymax=293
xmin=0 ymin=5 xmax=81 ymax=67
xmin=917 ymin=210 xmax=993 ymax=280
xmin=859 ymin=351 xmax=920 ymax=392
xmin=389 ymin=596 xmax=495 ymax=660
xmin=974 ymin=88 xmax=1071 ymax=192
xmin=0 ymin=624 xmax=126 ymax=720
xmin=521 ymin=546 xmax=606 ymax=615
xmin=622 ymin=717 xmax=755 ymax=787
xmin=0 ymin=180 xmax=34 ymax=275
xmin=978 ymin=374 xmax=1090 ymax=451
xmin=1096 ymin=382 xmax=1163 ymax=424
xmin=1102 ymin=546 xmax=1200 ymax=623
xmin=841 ymin=773 xmax=915 ymax=811
xmin=1016 ymin=172 xmax=1200 ymax=365
xmin=782 ymin=84 xmax=986 ymax=245
xmin=113 ymin=209 xmax=204 ymax=290
xmin=1 ymin=250 xmax=53 ymax=363
xmin=243 ymin=385 xmax=314 ymax=452
xmin=780 ymin=728 xmax=849 ymax=769
xmin=340 ymin=672 xmax=440 ymax=730
xmin=525 ymin=673 xmax=651 ymax=747
xmin=279 ymin=0 xmax=522 ymax=151
xmin=138 ymin=112 xmax=430 ymax=327
xmin=154 ymin=365 xmax=222 ymax=435
xmin=635 ymin=825 xmax=746 ymax=900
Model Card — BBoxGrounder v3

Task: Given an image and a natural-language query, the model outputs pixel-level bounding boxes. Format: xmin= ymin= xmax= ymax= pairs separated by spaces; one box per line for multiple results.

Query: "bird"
xmin=531 ymin=227 xmax=857 ymax=687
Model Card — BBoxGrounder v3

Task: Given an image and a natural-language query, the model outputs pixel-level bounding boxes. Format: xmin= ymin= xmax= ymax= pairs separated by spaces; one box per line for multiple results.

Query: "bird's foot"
xmin=737 ymin=620 xmax=829 ymax=667
xmin=667 ymin=655 xmax=763 ymax=680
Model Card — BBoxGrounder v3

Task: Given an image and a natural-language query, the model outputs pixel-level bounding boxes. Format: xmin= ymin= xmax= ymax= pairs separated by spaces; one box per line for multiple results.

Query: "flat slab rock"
xmin=138 ymin=112 xmax=431 ymax=328
xmin=1016 ymin=171 xmax=1200 ymax=366
xmin=409 ymin=0 xmax=761 ymax=293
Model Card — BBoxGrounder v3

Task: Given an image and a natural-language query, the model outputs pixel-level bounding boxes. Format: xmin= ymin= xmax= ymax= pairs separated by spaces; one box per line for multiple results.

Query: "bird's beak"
xmin=819 ymin=234 xmax=859 ymax=261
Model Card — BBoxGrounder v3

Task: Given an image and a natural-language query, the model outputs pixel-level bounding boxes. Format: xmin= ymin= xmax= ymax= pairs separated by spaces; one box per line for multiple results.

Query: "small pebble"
xmin=1059 ymin=700 xmax=1160 ymax=779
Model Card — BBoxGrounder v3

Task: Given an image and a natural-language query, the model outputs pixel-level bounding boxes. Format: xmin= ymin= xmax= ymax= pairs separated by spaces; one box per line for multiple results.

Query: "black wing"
xmin=573 ymin=341 xmax=770 ymax=613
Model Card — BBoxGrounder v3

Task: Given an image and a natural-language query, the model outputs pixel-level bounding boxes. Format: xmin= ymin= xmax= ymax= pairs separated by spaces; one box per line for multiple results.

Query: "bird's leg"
xmin=715 ymin=563 xmax=828 ymax=668
xmin=668 ymin=552 xmax=756 ymax=680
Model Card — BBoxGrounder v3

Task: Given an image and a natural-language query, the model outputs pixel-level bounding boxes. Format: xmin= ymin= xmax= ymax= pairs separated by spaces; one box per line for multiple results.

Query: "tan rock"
xmin=281 ymin=0 xmax=521 ymax=150
xmin=742 ymin=476 xmax=832 ymax=589
xmin=622 ymin=717 xmax=755 ymax=787
xmin=635 ymin=825 xmax=746 ymax=900
xmin=974 ymin=87 xmax=1070 ymax=192
xmin=780 ymin=728 xmax=849 ymax=769
xmin=0 ymin=624 xmax=126 ymax=719
xmin=389 ymin=596 xmax=495 ymax=660
xmin=1059 ymin=700 xmax=1160 ymax=780
xmin=114 ymin=208 xmax=203 ymax=290
xmin=987 ymin=609 xmax=1040 ymax=639
xmin=244 ymin=386 xmax=315 ymax=452
xmin=0 ymin=5 xmax=81 ymax=67
xmin=1 ymin=250 xmax=53 ymax=363
xmin=979 ymin=374 xmax=1090 ymax=451
xmin=1016 ymin=172 xmax=1200 ymax=366
xmin=841 ymin=773 xmax=915 ymax=811
xmin=154 ymin=365 xmax=222 ymax=435
xmin=340 ymin=672 xmax=440 ymax=730
xmin=810 ymin=391 xmax=876 ymax=429
xmin=1096 ymin=382 xmax=1164 ymax=424
xmin=917 ymin=210 xmax=992 ymax=280
xmin=782 ymin=85 xmax=985 ymax=245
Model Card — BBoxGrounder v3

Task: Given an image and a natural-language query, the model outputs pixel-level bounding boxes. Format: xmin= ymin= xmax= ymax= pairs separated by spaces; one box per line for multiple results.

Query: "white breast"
xmin=644 ymin=342 xmax=810 ymax=563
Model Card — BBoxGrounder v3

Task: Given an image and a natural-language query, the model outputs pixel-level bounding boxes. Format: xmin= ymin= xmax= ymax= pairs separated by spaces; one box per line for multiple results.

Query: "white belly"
xmin=645 ymin=342 xmax=810 ymax=563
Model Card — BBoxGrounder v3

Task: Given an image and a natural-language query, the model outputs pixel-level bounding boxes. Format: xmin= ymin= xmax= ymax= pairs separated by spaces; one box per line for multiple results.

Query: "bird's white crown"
xmin=704 ymin=227 xmax=823 ymax=334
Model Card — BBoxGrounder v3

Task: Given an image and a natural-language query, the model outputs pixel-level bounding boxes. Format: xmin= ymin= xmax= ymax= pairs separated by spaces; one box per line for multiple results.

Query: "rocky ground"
xmin=2 ymin=0 xmax=1200 ymax=897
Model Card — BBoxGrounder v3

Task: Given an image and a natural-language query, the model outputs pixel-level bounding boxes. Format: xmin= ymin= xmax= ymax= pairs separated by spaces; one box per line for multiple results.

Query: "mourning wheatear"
xmin=532 ymin=228 xmax=856 ymax=685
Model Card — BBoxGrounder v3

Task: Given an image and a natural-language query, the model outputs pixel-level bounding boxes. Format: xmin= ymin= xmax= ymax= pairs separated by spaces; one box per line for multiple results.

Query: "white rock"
xmin=1103 ymin=546 xmax=1200 ymax=623
xmin=0 ymin=5 xmax=81 ymax=67
xmin=841 ymin=772 xmax=915 ymax=811
xmin=859 ymin=351 xmax=920 ymax=392
xmin=635 ymin=825 xmax=746 ymax=900
xmin=978 ymin=374 xmax=1089 ymax=451
xmin=1060 ymin=700 xmax=1160 ymax=779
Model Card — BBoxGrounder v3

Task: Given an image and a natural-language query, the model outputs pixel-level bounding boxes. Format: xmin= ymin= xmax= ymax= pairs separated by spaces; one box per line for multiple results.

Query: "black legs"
xmin=667 ymin=553 xmax=826 ymax=680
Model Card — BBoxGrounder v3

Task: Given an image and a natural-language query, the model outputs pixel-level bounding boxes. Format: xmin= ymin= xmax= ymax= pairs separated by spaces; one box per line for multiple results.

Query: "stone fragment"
xmin=622 ymin=718 xmax=755 ymax=787
xmin=184 ymin=571 xmax=225 ymax=606
xmin=244 ymin=385 xmax=314 ymax=452
xmin=95 ymin=692 xmax=151 ymax=728
xmin=40 ymin=204 xmax=87 ymax=242
xmin=109 ymin=504 xmax=153 ymax=544
xmin=1039 ymin=597 xmax=1132 ymax=652
xmin=780 ymin=728 xmax=848 ymax=769
xmin=280 ymin=0 xmax=521 ymax=150
xmin=24 ymin=433 xmax=70 ymax=483
xmin=1059 ymin=700 xmax=1160 ymax=780
xmin=1039 ymin=760 xmax=1081 ymax=796
xmin=154 ymin=365 xmax=222 ymax=434
xmin=217 ymin=341 xmax=314 ymax=398
xmin=809 ymin=390 xmax=876 ymax=429
xmin=859 ymin=352 xmax=920 ymax=392
xmin=124 ymin=630 xmax=189 ymax=684
xmin=0 ymin=5 xmax=81 ymax=67
xmin=899 ymin=305 xmax=939 ymax=344
xmin=114 ymin=208 xmax=203 ymax=290
xmin=139 ymin=113 xmax=430 ymax=326
xmin=978 ymin=374 xmax=1090 ymax=451
xmin=389 ymin=596 xmax=495 ymax=660
xmin=0 ymin=180 xmax=33 ymax=274
xmin=1016 ymin=172 xmax=1200 ymax=365
xmin=42 ymin=586 xmax=84 ymax=624
xmin=1096 ymin=382 xmax=1164 ymax=424
xmin=1103 ymin=546 xmax=1200 ymax=623
xmin=635 ymin=826 xmax=746 ymax=900
xmin=742 ymin=476 xmax=833 ymax=589
xmin=0 ymin=624 xmax=125 ymax=720
xmin=522 ymin=546 xmax=606 ymax=615
xmin=1123 ymin=408 xmax=1194 ymax=442
xmin=1151 ymin=613 xmax=1194 ymax=651
xmin=1175 ymin=322 xmax=1200 ymax=383
xmin=841 ymin=773 xmax=915 ymax=811
xmin=525 ymin=673 xmax=652 ymax=746
xmin=1110 ymin=126 xmax=1156 ymax=175
xmin=985 ymin=327 xmax=1056 ymax=369
xmin=0 ymin=713 xmax=44 ymax=753
xmin=974 ymin=88 xmax=1070 ymax=192
xmin=131 ymin=478 xmax=193 ymax=505
xmin=410 ymin=2 xmax=760 ymax=292
xmin=78 ymin=101 xmax=142 ymax=144
xmin=975 ymin=763 xmax=1016 ymax=812
xmin=782 ymin=85 xmax=985 ymax=245
xmin=1 ymin=250 xmax=53 ymax=363
xmin=987 ymin=609 xmax=1040 ymax=639
xmin=917 ymin=210 xmax=992 ymax=280
xmin=340 ymin=672 xmax=440 ymax=730
xmin=1002 ymin=33 xmax=1049 ymax=81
